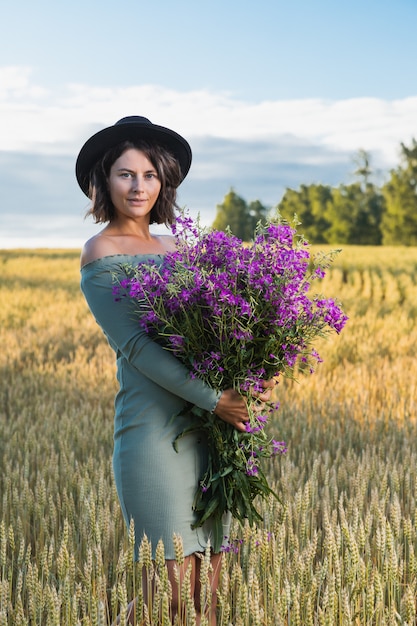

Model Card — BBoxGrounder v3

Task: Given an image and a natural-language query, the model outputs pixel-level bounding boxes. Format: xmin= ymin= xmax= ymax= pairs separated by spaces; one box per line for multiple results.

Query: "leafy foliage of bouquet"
xmin=116 ymin=213 xmax=347 ymax=551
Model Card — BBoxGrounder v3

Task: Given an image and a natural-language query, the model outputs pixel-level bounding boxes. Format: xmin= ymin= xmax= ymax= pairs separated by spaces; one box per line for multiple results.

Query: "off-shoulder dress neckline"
xmin=80 ymin=252 xmax=165 ymax=271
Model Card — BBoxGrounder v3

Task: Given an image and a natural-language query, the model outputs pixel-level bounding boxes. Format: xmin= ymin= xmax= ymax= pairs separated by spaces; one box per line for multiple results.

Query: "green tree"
xmin=326 ymin=183 xmax=362 ymax=244
xmin=381 ymin=139 xmax=417 ymax=245
xmin=247 ymin=199 xmax=269 ymax=231
xmin=212 ymin=189 xmax=268 ymax=240
xmin=278 ymin=151 xmax=384 ymax=245
xmin=277 ymin=184 xmax=332 ymax=243
xmin=324 ymin=150 xmax=384 ymax=245
xmin=326 ymin=182 xmax=384 ymax=245
xmin=353 ymin=148 xmax=372 ymax=186
xmin=346 ymin=150 xmax=384 ymax=244
xmin=327 ymin=183 xmax=361 ymax=244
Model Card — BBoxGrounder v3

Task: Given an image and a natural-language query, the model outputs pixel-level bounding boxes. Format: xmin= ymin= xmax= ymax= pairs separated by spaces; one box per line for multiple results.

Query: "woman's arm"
xmin=81 ymin=262 xmax=221 ymax=412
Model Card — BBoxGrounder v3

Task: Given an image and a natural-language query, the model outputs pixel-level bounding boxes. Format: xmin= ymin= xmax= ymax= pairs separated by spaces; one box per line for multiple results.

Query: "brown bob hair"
xmin=86 ymin=140 xmax=183 ymax=225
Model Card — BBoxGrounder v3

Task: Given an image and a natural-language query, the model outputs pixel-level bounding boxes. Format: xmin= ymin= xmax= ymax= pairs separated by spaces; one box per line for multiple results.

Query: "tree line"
xmin=212 ymin=139 xmax=417 ymax=245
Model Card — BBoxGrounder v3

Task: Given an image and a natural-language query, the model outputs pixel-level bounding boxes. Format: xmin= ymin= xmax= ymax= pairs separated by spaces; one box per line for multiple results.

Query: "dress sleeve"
xmin=80 ymin=261 xmax=221 ymax=412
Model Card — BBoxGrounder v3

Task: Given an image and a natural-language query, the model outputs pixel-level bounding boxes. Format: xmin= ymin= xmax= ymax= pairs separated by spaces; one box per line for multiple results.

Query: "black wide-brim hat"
xmin=75 ymin=116 xmax=192 ymax=196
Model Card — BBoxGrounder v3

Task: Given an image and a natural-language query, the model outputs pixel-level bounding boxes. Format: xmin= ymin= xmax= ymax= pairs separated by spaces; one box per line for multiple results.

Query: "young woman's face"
xmin=107 ymin=148 xmax=162 ymax=221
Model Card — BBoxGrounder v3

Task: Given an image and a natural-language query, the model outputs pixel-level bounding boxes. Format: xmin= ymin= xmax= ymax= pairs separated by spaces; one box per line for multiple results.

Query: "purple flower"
xmin=271 ymin=440 xmax=288 ymax=455
xmin=246 ymin=454 xmax=259 ymax=476
xmin=168 ymin=335 xmax=185 ymax=350
xmin=315 ymin=298 xmax=348 ymax=333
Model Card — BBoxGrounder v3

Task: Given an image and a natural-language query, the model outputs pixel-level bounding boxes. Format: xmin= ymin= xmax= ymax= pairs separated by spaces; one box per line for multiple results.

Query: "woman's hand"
xmin=213 ymin=389 xmax=250 ymax=432
xmin=213 ymin=379 xmax=276 ymax=432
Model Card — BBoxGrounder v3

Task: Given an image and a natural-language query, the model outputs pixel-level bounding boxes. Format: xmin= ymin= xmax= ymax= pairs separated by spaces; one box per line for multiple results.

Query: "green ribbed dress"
xmin=80 ymin=254 xmax=230 ymax=559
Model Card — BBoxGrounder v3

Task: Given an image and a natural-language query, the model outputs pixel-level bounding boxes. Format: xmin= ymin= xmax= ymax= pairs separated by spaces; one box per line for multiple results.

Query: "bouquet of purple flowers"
xmin=117 ymin=214 xmax=347 ymax=550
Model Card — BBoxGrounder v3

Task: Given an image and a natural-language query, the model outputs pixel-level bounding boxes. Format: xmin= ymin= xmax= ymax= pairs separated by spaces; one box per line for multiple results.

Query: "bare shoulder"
xmin=80 ymin=232 xmax=177 ymax=266
xmin=80 ymin=233 xmax=120 ymax=267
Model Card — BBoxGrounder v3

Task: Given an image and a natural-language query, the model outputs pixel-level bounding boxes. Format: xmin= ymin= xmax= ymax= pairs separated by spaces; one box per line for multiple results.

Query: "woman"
xmin=77 ymin=116 xmax=273 ymax=624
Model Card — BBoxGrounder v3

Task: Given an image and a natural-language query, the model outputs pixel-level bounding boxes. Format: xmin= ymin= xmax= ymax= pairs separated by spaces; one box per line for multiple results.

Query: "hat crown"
xmin=115 ymin=116 xmax=152 ymax=126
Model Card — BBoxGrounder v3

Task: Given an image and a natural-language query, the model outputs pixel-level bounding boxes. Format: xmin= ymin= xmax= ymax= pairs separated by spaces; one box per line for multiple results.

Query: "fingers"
xmin=252 ymin=399 xmax=266 ymax=413
xmin=220 ymin=413 xmax=248 ymax=432
xmin=251 ymin=378 xmax=277 ymax=402
xmin=253 ymin=385 xmax=273 ymax=402
xmin=257 ymin=389 xmax=272 ymax=402
xmin=260 ymin=379 xmax=275 ymax=390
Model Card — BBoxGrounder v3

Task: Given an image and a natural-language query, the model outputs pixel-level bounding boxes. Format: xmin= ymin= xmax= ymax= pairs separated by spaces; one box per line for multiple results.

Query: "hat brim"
xmin=75 ymin=120 xmax=192 ymax=196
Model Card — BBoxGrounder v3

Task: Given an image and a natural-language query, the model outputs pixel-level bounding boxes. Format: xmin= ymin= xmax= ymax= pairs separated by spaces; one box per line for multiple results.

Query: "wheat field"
xmin=1 ymin=246 xmax=417 ymax=625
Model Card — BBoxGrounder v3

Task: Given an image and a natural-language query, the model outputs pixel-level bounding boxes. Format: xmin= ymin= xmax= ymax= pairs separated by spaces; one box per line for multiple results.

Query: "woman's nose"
xmin=131 ymin=175 xmax=144 ymax=192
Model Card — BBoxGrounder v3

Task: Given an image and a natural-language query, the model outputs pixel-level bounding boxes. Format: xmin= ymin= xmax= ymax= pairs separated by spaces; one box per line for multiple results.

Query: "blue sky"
xmin=1 ymin=0 xmax=417 ymax=247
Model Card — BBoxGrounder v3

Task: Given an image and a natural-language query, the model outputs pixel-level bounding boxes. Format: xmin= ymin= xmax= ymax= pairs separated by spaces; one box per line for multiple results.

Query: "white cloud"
xmin=0 ymin=66 xmax=47 ymax=100
xmin=0 ymin=66 xmax=416 ymax=168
